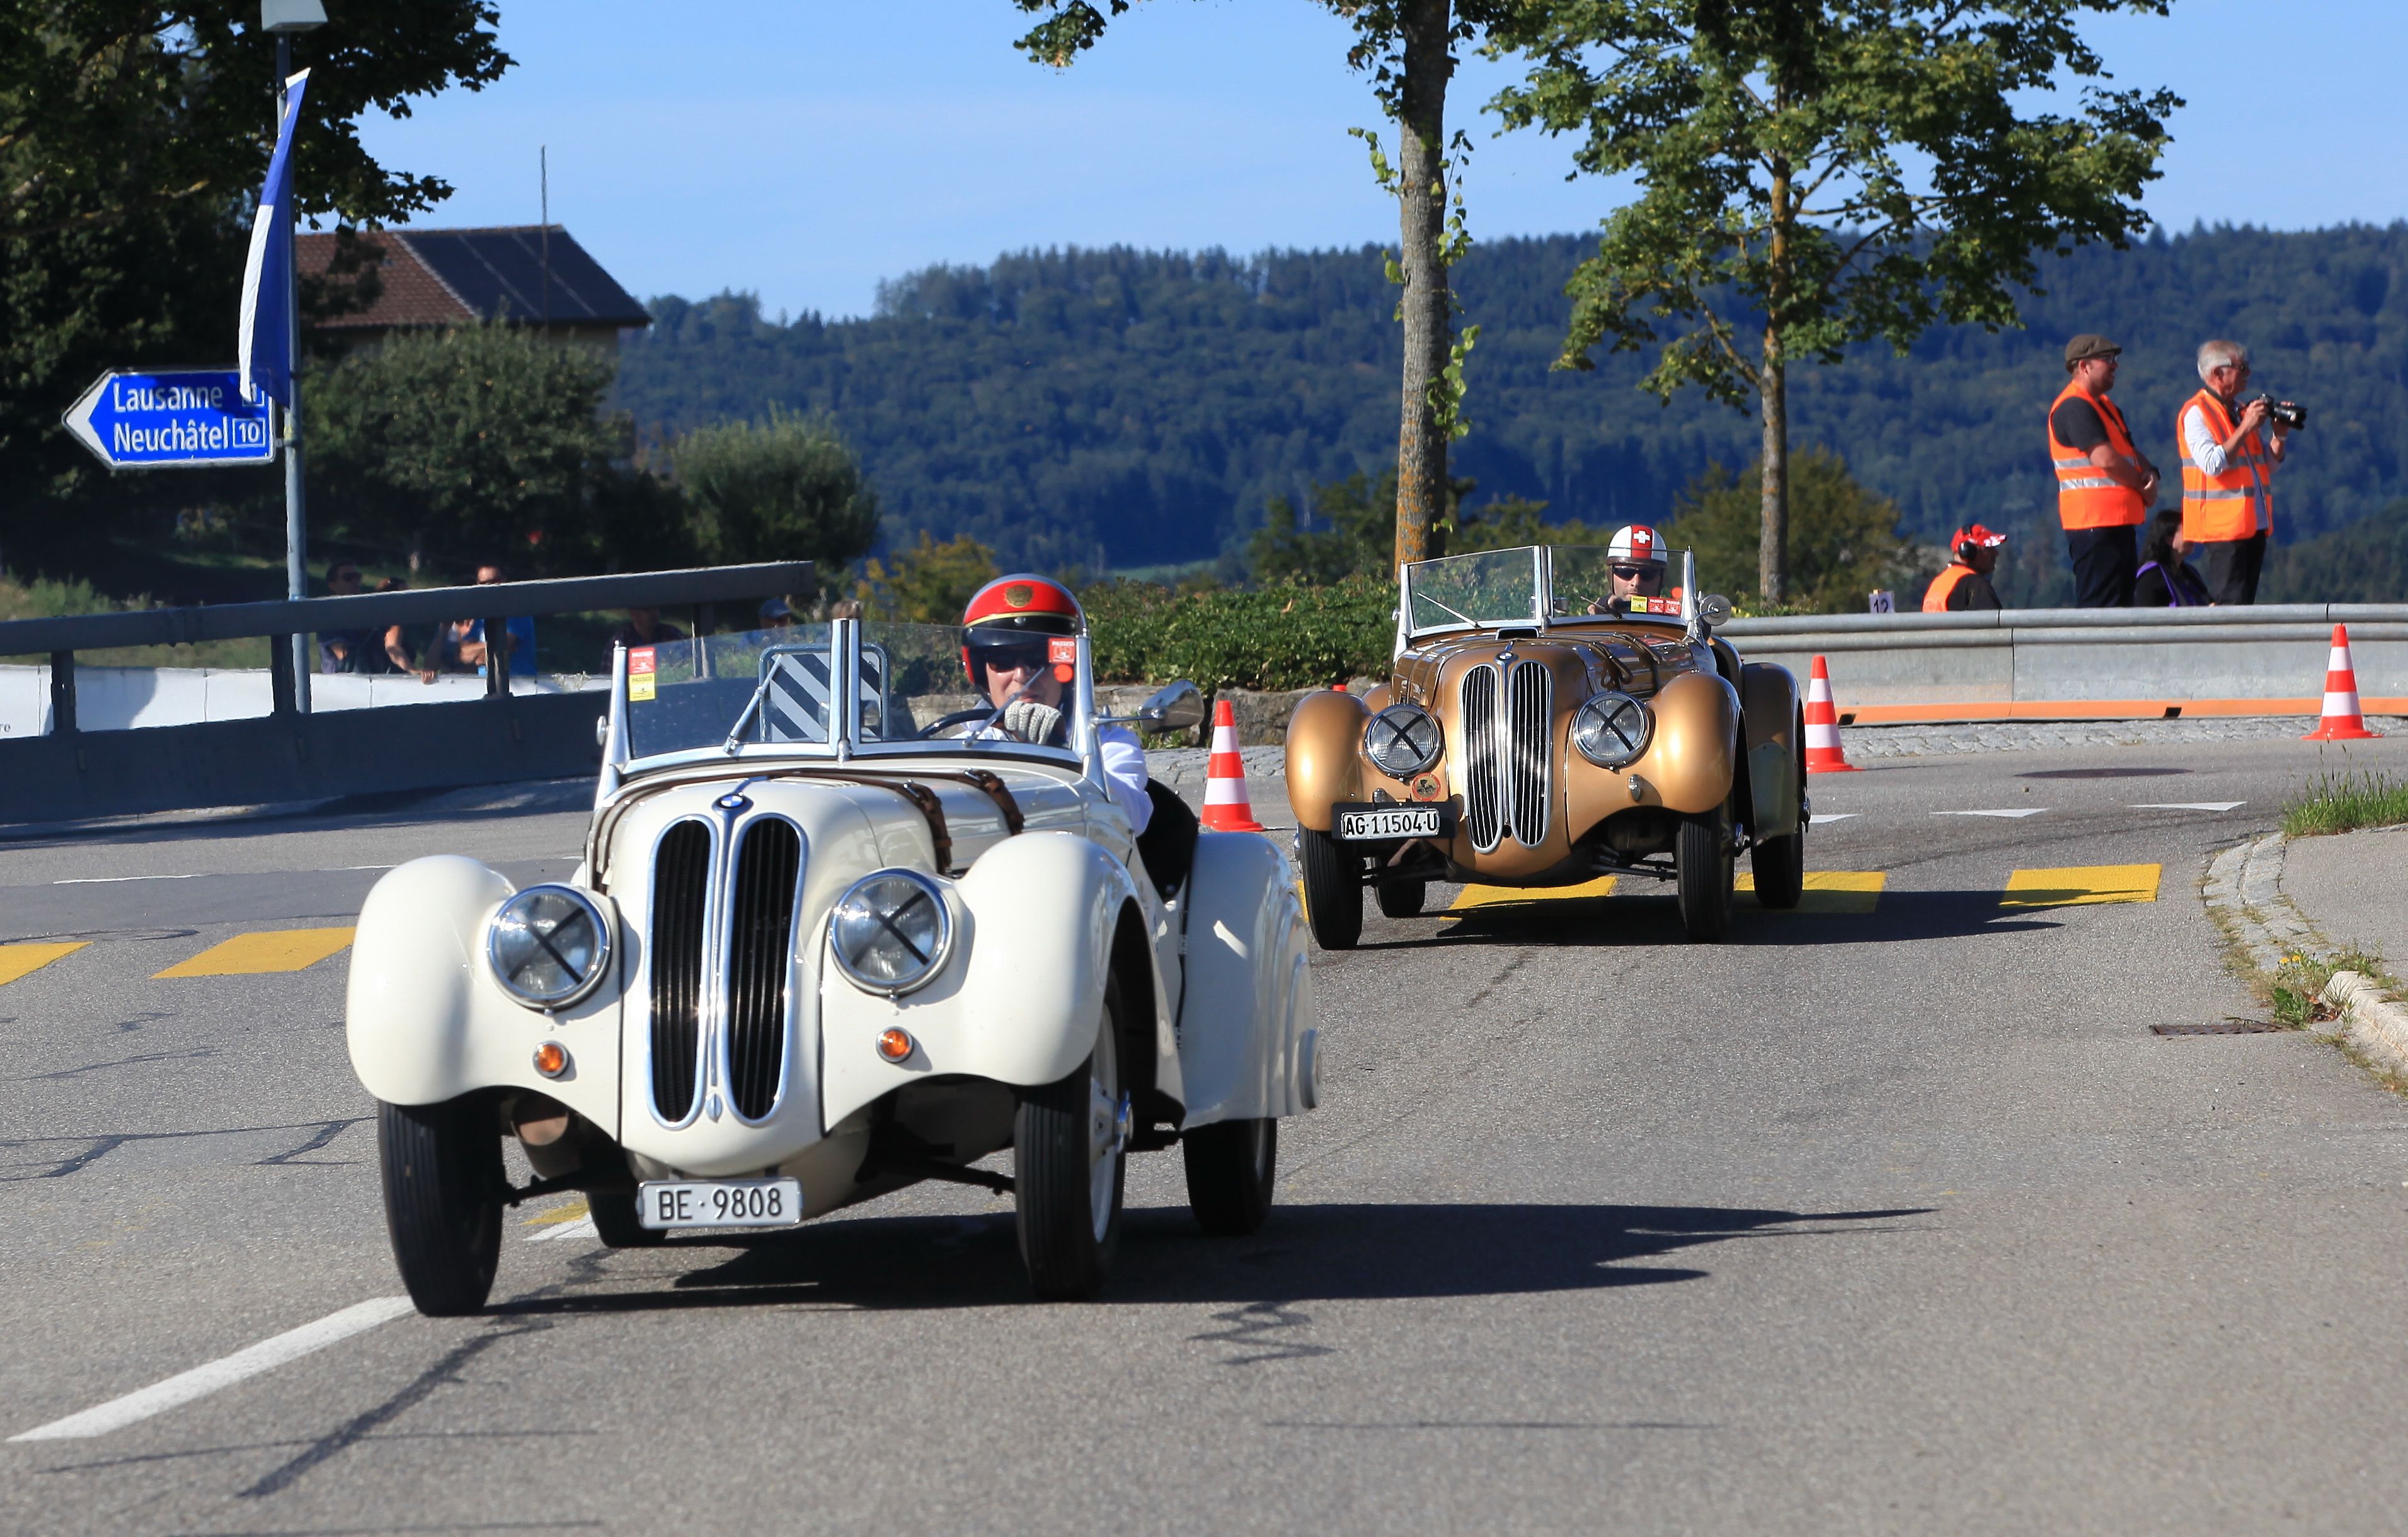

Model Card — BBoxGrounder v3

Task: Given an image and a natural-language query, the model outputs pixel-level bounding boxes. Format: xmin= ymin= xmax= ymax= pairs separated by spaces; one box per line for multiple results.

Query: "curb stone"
xmin=2201 ymin=832 xmax=2408 ymax=1080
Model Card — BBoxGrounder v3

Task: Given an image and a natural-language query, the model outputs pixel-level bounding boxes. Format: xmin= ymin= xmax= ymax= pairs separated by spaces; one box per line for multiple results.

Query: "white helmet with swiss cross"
xmin=1606 ymin=524 xmax=1665 ymax=569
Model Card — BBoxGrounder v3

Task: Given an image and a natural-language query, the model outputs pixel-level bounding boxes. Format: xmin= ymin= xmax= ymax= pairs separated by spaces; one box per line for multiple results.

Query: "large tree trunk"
xmin=1758 ymin=328 xmax=1788 ymax=603
xmin=1758 ymin=154 xmax=1792 ymax=603
xmin=1391 ymin=0 xmax=1452 ymax=575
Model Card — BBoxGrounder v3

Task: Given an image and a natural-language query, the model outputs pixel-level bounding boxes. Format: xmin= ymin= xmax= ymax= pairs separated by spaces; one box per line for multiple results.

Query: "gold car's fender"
xmin=1738 ymin=662 xmax=1804 ymax=838
xmin=1285 ymin=689 xmax=1370 ymax=833
xmin=1627 ymin=668 xmax=1740 ymax=816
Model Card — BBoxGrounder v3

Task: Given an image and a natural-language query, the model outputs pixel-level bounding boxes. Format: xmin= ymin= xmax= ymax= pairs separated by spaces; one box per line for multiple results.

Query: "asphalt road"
xmin=3 ymin=733 xmax=2407 ymax=1534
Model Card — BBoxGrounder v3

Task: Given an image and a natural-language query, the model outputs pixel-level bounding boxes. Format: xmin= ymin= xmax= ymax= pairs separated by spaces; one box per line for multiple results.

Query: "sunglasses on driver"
xmin=968 ymin=637 xmax=1052 ymax=675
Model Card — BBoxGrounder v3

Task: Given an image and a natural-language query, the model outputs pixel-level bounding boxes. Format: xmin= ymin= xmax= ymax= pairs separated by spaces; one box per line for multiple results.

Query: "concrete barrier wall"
xmin=0 ymin=665 xmax=605 ymax=738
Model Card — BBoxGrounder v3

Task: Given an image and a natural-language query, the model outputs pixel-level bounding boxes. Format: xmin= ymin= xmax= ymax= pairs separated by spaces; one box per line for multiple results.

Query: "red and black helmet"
xmin=960 ymin=574 xmax=1082 ymax=685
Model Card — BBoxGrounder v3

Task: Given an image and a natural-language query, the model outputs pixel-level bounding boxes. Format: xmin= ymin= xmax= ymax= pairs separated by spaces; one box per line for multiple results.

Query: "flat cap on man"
xmin=2063 ymin=333 xmax=2123 ymax=365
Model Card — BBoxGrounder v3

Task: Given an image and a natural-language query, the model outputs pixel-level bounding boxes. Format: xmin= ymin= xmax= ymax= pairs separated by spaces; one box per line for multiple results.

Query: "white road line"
xmin=528 ymin=1216 xmax=597 ymax=1243
xmin=1809 ymin=813 xmax=1857 ymax=825
xmin=52 ymin=872 xmax=210 ymax=886
xmin=2133 ymin=801 xmax=2246 ymax=813
xmin=7 ymin=1296 xmax=413 ymax=1442
xmin=1934 ymin=809 xmax=2047 ymax=819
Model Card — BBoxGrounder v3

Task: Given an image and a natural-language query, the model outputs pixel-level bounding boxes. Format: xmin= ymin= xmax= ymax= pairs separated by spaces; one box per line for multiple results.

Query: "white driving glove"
xmin=1003 ymin=699 xmax=1063 ymax=745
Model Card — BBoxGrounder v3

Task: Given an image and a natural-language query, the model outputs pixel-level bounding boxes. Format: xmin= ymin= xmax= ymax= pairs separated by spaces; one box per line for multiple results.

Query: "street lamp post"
xmin=263 ymin=0 xmax=324 ymax=711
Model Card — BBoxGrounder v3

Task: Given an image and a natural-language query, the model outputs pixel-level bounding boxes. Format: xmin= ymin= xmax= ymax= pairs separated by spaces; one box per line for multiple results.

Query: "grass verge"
xmin=2282 ymin=769 xmax=2408 ymax=838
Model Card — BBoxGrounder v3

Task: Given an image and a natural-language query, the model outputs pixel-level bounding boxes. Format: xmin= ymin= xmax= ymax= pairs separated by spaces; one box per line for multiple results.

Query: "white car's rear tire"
xmin=1183 ymin=1117 xmax=1276 ymax=1235
xmin=1014 ymin=978 xmax=1128 ymax=1300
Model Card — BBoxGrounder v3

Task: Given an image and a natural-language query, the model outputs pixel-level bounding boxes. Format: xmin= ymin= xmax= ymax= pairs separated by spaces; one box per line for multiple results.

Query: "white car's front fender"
xmin=820 ymin=831 xmax=1145 ymax=1130
xmin=1174 ymin=831 xmax=1316 ymax=1125
xmin=345 ymin=855 xmax=622 ymax=1135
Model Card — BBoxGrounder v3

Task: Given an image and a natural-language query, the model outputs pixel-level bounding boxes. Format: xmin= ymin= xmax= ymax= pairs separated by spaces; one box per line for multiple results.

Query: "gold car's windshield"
xmin=1548 ymin=546 xmax=1691 ymax=620
xmin=1401 ymin=545 xmax=1692 ymax=636
xmin=622 ymin=620 xmax=1087 ymax=763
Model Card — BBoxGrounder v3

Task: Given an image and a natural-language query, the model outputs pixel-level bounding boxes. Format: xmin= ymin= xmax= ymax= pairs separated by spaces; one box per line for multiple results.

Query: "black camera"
xmin=2249 ymin=392 xmax=2307 ymax=431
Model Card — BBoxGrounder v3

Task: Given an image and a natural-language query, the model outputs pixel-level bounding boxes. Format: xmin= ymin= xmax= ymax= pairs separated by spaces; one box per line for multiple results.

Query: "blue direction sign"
xmin=61 ymin=367 xmax=276 ymax=470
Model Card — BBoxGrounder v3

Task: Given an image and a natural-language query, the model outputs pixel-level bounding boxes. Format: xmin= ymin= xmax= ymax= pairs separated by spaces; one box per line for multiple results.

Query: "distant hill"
xmin=614 ymin=225 xmax=2408 ymax=591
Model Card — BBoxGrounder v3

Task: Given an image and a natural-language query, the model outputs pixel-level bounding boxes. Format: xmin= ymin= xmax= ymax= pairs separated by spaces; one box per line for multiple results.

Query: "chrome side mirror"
xmin=1135 ymin=680 xmax=1205 ymax=732
xmin=1698 ymin=594 xmax=1734 ymax=627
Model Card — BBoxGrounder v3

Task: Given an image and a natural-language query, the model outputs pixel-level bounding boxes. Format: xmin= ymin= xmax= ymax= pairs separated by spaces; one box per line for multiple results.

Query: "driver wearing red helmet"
xmin=960 ymin=574 xmax=1152 ymax=834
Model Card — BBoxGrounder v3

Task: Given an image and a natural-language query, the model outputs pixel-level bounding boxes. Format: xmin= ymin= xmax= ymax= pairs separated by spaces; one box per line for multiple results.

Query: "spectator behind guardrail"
xmin=461 ymin=562 xmax=537 ymax=677
xmin=2134 ymin=508 xmax=2212 ymax=608
xmin=1922 ymin=525 xmax=2005 ymax=612
xmin=609 ymin=606 xmax=687 ymax=650
xmin=318 ymin=563 xmax=419 ymax=675
xmin=2049 ymin=334 xmax=2160 ymax=607
xmin=2178 ymin=339 xmax=2293 ymax=606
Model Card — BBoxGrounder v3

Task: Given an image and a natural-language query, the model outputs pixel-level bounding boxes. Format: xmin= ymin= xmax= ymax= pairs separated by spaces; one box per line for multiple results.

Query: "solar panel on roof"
xmin=399 ymin=229 xmax=649 ymax=328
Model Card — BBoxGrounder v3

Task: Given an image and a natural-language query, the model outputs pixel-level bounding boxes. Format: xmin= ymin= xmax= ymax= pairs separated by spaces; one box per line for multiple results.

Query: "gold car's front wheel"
xmin=1297 ymin=828 xmax=1363 ymax=950
xmin=1675 ymin=813 xmax=1734 ymax=943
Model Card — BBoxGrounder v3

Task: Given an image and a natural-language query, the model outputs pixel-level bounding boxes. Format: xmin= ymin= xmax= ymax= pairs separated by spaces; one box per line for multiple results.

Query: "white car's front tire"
xmin=1014 ymin=978 xmax=1128 ymax=1300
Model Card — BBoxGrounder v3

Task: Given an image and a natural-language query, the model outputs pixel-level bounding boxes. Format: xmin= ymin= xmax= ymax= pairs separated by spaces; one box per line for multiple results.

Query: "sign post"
xmin=60 ymin=370 xmax=277 ymax=469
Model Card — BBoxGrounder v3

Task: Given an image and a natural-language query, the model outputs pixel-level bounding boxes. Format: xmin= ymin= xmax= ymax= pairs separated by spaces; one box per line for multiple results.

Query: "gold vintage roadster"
xmin=1285 ymin=544 xmax=1805 ymax=946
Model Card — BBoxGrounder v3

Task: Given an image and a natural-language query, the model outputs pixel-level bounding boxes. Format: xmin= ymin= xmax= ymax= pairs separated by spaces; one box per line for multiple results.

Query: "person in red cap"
xmin=1923 ymin=525 xmax=2006 ymax=612
xmin=959 ymin=573 xmax=1152 ymax=833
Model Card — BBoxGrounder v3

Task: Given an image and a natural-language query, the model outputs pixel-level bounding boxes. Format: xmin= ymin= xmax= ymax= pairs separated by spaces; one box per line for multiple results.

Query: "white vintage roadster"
xmin=347 ymin=615 xmax=1319 ymax=1313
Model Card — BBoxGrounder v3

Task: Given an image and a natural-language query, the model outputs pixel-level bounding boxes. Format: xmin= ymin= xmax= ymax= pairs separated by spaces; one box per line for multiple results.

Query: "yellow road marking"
xmin=1737 ymin=871 xmax=1887 ymax=913
xmin=2001 ymin=864 xmax=2161 ymax=909
xmin=153 ymin=927 xmax=357 ymax=978
xmin=1448 ymin=875 xmax=1620 ymax=911
xmin=525 ymin=1197 xmax=591 ymax=1228
xmin=0 ymin=942 xmax=88 ymax=986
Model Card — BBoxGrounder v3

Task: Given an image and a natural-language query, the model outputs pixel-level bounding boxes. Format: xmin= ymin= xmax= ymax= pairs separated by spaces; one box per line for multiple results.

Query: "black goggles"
xmin=1611 ymin=564 xmax=1658 ymax=580
xmin=966 ymin=636 xmax=1053 ymax=674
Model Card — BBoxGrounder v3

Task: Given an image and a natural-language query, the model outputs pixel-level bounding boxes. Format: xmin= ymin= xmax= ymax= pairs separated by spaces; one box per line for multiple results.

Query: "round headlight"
xmin=1363 ymin=703 xmax=1443 ymax=779
xmin=1571 ymin=692 xmax=1651 ymax=769
xmin=829 ymin=870 xmax=953 ymax=997
xmin=487 ymin=885 xmax=612 ymax=1011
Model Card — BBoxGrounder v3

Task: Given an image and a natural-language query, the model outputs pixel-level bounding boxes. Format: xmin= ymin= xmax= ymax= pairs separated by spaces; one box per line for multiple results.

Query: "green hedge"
xmin=1082 ymin=577 xmax=1393 ymax=692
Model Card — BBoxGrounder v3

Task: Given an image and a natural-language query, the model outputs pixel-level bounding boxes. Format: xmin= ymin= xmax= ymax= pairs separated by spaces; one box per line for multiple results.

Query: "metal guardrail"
xmin=1723 ymin=602 xmax=2408 ymax=642
xmin=0 ymin=562 xmax=813 ymax=826
xmin=2 ymin=562 xmax=814 ymax=736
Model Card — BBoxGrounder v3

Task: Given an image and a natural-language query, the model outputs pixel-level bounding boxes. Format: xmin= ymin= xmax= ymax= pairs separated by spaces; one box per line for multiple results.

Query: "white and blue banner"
xmin=236 ymin=68 xmax=311 ymax=408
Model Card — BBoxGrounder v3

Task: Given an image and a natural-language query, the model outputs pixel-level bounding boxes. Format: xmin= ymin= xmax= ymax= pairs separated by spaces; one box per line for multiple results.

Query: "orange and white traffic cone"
xmin=1804 ymin=654 xmax=1859 ymax=773
xmin=1200 ymin=697 xmax=1268 ymax=831
xmin=2303 ymin=623 xmax=2380 ymax=741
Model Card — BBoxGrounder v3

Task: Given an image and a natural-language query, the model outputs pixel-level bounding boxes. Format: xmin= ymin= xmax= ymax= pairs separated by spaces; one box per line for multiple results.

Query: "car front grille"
xmin=1459 ymin=660 xmax=1552 ymax=853
xmin=648 ymin=820 xmax=711 ymax=1121
xmin=725 ymin=818 xmax=801 ymax=1121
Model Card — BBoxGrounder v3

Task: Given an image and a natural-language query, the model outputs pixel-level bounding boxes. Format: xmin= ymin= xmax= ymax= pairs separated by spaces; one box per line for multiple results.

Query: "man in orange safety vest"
xmin=2048 ymin=334 xmax=2160 ymax=607
xmin=2177 ymin=339 xmax=2291 ymax=605
xmin=1923 ymin=524 xmax=2005 ymax=612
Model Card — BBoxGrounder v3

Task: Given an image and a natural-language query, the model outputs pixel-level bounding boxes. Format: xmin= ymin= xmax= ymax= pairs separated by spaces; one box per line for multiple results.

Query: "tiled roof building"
xmin=297 ymin=226 xmax=650 ymax=348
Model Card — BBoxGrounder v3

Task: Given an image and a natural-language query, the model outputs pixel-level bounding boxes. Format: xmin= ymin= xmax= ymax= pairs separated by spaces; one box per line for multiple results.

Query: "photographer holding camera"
xmin=2177 ymin=339 xmax=2296 ymax=604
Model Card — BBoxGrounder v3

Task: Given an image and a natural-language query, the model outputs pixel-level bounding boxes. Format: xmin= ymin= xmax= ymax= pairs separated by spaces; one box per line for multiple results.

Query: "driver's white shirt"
xmin=966 ymin=719 xmax=1153 ymax=835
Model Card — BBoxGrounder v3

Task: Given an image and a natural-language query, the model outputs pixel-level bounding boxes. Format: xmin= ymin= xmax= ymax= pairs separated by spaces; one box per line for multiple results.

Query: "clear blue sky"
xmin=352 ymin=0 xmax=2407 ymax=320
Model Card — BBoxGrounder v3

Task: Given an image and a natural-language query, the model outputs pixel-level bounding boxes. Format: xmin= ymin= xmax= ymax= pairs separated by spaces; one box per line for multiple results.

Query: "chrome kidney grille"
xmin=725 ymin=819 xmax=801 ymax=1120
xmin=1459 ymin=660 xmax=1554 ymax=852
xmin=648 ymin=820 xmax=711 ymax=1121
xmin=646 ymin=814 xmax=803 ymax=1125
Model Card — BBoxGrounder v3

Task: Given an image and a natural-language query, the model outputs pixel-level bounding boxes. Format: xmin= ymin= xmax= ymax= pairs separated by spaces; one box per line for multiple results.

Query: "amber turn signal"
xmin=876 ymin=1027 xmax=914 ymax=1063
xmin=532 ymin=1041 xmax=569 ymax=1078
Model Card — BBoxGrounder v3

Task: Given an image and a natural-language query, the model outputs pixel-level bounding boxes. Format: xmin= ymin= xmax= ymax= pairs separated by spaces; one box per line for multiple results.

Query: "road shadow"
xmin=1355 ymin=890 xmax=2058 ymax=951
xmin=493 ymin=1201 xmax=1930 ymax=1317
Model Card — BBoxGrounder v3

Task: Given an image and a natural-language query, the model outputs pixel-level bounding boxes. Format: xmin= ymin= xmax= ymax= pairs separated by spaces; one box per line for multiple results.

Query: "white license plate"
xmin=636 ymin=1177 xmax=803 ymax=1230
xmin=1338 ymin=806 xmax=1443 ymax=840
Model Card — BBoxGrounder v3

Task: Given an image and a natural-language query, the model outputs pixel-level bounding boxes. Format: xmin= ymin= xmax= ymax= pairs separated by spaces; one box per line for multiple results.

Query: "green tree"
xmin=0 ymin=3 xmax=509 ymax=574
xmin=309 ymin=324 xmax=643 ymax=574
xmin=1489 ymin=0 xmax=2177 ymax=602
xmin=1008 ymin=0 xmax=1510 ymax=575
xmin=1665 ymin=448 xmax=1918 ymax=612
xmin=856 ymin=532 xmax=1001 ymax=623
xmin=671 ymin=408 xmax=880 ymax=573
xmin=1249 ymin=465 xmax=1579 ymax=583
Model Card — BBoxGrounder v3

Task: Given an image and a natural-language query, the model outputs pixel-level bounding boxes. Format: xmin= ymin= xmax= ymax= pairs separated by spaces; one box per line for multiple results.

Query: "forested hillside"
xmin=614 ymin=226 xmax=2408 ymax=581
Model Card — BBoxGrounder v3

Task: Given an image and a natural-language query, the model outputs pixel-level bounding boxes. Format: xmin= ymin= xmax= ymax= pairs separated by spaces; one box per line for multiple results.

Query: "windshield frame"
xmin=1394 ymin=544 xmax=1696 ymax=649
xmin=597 ymin=615 xmax=1104 ymax=802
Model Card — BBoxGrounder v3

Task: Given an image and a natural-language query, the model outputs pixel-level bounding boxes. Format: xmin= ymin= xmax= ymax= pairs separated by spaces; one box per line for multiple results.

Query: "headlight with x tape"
xmin=830 ymin=869 xmax=954 ymax=997
xmin=487 ymin=885 xmax=612 ymax=1011
xmin=1571 ymin=692 xmax=1651 ymax=770
xmin=1363 ymin=702 xmax=1443 ymax=779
